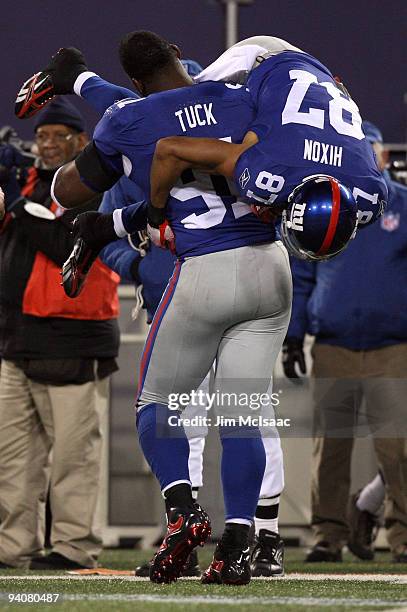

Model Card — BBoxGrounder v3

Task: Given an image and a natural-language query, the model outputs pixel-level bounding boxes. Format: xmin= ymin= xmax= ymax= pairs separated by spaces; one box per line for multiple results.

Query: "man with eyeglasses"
xmin=34 ymin=122 xmax=87 ymax=172
xmin=0 ymin=98 xmax=120 ymax=570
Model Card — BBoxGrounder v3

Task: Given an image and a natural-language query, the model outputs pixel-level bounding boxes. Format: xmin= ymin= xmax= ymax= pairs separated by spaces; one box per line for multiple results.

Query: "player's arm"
xmin=150 ymin=131 xmax=258 ymax=208
xmin=15 ymin=47 xmax=137 ymax=119
xmin=76 ymin=76 xmax=137 ymax=116
xmin=52 ymin=141 xmax=122 ymax=209
xmin=49 ymin=47 xmax=137 ymax=113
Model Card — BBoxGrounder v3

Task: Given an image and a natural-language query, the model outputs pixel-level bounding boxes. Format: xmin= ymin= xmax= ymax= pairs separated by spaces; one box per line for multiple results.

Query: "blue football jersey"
xmin=234 ymin=52 xmax=387 ymax=226
xmin=93 ymin=81 xmax=275 ymax=258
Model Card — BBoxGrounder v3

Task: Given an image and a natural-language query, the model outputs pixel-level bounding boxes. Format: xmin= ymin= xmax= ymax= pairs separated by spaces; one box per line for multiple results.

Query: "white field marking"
xmin=1 ymin=593 xmax=406 ymax=607
xmin=0 ymin=573 xmax=406 ymax=583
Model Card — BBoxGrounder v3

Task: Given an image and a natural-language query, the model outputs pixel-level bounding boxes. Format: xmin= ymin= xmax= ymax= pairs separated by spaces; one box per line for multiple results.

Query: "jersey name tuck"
xmin=93 ymin=81 xmax=275 ymax=258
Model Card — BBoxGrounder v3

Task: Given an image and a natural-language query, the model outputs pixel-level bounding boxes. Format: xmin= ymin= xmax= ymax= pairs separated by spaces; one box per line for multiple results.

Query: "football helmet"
xmin=281 ymin=175 xmax=358 ymax=261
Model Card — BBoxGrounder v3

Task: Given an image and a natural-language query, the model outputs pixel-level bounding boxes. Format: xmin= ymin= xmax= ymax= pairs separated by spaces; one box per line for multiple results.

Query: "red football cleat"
xmin=15 ymin=72 xmax=55 ymax=119
xmin=61 ymin=237 xmax=99 ymax=298
xmin=149 ymin=504 xmax=211 ymax=584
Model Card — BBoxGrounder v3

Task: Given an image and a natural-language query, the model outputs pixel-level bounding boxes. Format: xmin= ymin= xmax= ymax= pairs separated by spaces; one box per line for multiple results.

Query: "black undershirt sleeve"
xmin=75 ymin=141 xmax=122 ymax=193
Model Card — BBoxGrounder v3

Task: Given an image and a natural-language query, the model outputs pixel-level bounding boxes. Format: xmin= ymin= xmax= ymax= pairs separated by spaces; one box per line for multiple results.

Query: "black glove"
xmin=44 ymin=47 xmax=88 ymax=94
xmin=282 ymin=337 xmax=306 ymax=383
xmin=72 ymin=211 xmax=118 ymax=251
xmin=146 ymin=202 xmax=167 ymax=228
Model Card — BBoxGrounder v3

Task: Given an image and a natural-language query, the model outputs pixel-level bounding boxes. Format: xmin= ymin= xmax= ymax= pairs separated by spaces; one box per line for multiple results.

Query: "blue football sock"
xmin=220 ymin=425 xmax=266 ymax=523
xmin=136 ymin=403 xmax=191 ymax=491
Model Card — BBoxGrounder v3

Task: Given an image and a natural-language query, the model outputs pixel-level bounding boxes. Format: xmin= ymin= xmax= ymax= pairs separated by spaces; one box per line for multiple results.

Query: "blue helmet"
xmin=281 ymin=175 xmax=358 ymax=261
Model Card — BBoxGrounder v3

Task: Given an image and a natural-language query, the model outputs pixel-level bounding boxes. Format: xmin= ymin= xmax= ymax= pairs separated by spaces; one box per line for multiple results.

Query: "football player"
xmin=49 ymin=35 xmax=294 ymax=586
xmin=147 ymin=48 xmax=387 ymax=230
xmin=17 ymin=35 xmax=288 ymax=577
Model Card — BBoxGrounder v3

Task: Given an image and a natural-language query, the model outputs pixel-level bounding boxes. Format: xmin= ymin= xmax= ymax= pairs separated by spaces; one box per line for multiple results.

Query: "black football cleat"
xmin=180 ymin=548 xmax=201 ymax=577
xmin=305 ymin=540 xmax=342 ymax=562
xmin=15 ymin=72 xmax=55 ymax=119
xmin=347 ymin=492 xmax=379 ymax=561
xmin=134 ymin=561 xmax=150 ymax=578
xmin=135 ymin=548 xmax=200 ymax=578
xmin=149 ymin=504 xmax=211 ymax=584
xmin=250 ymin=530 xmax=284 ymax=577
xmin=201 ymin=542 xmax=251 ymax=585
xmin=61 ymin=237 xmax=99 ymax=298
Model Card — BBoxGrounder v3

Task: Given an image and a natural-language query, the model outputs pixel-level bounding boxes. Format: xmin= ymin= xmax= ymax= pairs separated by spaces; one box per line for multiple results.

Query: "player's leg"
xmin=134 ymin=371 xmax=209 ymax=579
xmin=347 ymin=471 xmax=384 ymax=560
xmin=203 ymin=241 xmax=292 ymax=585
xmin=355 ymin=472 xmax=385 ymax=515
xmin=29 ymin=380 xmax=103 ymax=569
xmin=183 ymin=369 xmax=210 ymax=497
xmin=231 ymin=35 xmax=303 ymax=57
xmin=0 ymin=361 xmax=50 ymax=568
xmin=137 ymin=262 xmax=218 ymax=498
xmin=197 ymin=36 xmax=303 ymax=84
xmin=136 ymin=259 xmax=232 ymax=582
xmin=251 ymin=433 xmax=285 ymax=576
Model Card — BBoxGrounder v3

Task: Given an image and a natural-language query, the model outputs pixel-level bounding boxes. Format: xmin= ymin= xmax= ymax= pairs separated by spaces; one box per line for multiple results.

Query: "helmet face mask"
xmin=281 ymin=175 xmax=358 ymax=261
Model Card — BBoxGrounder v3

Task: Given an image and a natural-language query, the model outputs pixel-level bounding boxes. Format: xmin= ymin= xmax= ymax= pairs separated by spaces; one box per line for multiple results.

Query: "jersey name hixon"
xmin=303 ymin=138 xmax=343 ymax=167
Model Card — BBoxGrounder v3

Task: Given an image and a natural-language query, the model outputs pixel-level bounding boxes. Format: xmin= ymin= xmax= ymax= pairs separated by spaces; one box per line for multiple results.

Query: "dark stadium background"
xmin=2 ymin=0 xmax=406 ymax=143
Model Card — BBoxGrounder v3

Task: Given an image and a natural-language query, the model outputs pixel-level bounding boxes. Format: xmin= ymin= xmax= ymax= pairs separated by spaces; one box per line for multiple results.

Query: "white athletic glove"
xmin=147 ymin=220 xmax=176 ymax=253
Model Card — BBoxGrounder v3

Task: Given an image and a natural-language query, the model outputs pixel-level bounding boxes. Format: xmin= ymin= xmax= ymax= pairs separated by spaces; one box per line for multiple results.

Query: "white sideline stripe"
xmin=0 ymin=573 xmax=406 ymax=583
xmin=1 ymin=593 xmax=406 ymax=607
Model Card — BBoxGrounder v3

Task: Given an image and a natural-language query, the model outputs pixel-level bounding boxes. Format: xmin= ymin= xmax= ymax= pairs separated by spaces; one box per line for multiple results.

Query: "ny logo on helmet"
xmin=290 ymin=202 xmax=306 ymax=231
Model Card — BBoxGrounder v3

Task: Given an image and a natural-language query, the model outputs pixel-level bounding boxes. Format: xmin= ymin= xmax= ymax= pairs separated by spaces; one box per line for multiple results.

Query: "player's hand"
xmin=44 ymin=47 xmax=88 ymax=94
xmin=147 ymin=221 xmax=176 ymax=253
xmin=282 ymin=337 xmax=306 ymax=383
xmin=251 ymin=205 xmax=281 ymax=224
xmin=146 ymin=202 xmax=175 ymax=252
xmin=72 ymin=211 xmax=118 ymax=251
xmin=15 ymin=47 xmax=88 ymax=119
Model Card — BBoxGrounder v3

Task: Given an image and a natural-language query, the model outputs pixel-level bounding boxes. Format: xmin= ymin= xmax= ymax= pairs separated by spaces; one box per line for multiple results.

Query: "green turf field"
xmin=0 ymin=548 xmax=406 ymax=611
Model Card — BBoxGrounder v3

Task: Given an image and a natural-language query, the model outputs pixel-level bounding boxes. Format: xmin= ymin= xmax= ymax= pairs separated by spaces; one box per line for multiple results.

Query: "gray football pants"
xmin=138 ymin=242 xmax=292 ymax=420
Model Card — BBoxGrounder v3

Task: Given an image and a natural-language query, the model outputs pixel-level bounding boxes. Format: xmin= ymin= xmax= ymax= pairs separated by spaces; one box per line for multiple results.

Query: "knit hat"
xmin=34 ymin=97 xmax=86 ymax=133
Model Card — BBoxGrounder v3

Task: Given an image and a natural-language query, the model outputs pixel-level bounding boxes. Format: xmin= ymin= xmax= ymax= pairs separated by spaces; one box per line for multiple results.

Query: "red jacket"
xmin=0 ymin=165 xmax=120 ymax=360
